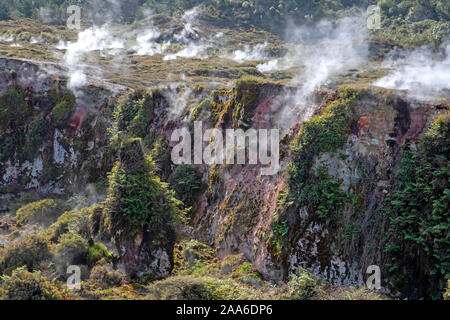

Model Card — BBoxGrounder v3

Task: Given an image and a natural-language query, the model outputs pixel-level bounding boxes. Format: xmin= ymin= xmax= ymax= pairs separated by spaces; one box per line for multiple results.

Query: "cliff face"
xmin=0 ymin=58 xmax=448 ymax=298
xmin=191 ymin=85 xmax=446 ymax=295
xmin=0 ymin=58 xmax=126 ymax=210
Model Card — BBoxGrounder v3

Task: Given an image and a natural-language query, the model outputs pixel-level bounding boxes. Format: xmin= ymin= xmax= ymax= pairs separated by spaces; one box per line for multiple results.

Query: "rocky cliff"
xmin=0 ymin=58 xmax=448 ymax=299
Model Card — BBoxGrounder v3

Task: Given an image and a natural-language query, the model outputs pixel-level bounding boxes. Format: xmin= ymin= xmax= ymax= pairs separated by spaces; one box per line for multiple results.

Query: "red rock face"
xmin=67 ymin=107 xmax=86 ymax=143
xmin=189 ymin=86 xmax=448 ymax=286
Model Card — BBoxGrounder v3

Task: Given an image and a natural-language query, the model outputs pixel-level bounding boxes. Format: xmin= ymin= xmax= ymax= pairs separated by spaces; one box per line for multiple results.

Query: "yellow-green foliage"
xmin=46 ymin=205 xmax=93 ymax=242
xmin=444 ymin=280 xmax=450 ymax=300
xmin=173 ymin=240 xmax=219 ymax=277
xmin=52 ymin=232 xmax=89 ymax=275
xmin=146 ymin=275 xmax=267 ymax=300
xmin=88 ymin=263 xmax=125 ymax=289
xmin=15 ymin=199 xmax=70 ymax=226
xmin=87 ymin=243 xmax=111 ymax=267
xmin=382 ymin=111 xmax=450 ymax=298
xmin=232 ymin=78 xmax=260 ymax=127
xmin=0 ymin=266 xmax=70 ymax=300
xmin=0 ymin=234 xmax=50 ymax=275
xmin=104 ymin=138 xmax=184 ymax=240
xmin=278 ymin=269 xmax=323 ymax=300
xmin=191 ymin=98 xmax=212 ymax=121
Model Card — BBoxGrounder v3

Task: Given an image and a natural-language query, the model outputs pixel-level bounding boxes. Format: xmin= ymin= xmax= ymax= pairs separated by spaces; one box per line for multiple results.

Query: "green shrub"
xmin=146 ymin=275 xmax=263 ymax=300
xmin=52 ymin=99 xmax=75 ymax=123
xmin=52 ymin=232 xmax=89 ymax=275
xmin=0 ymin=266 xmax=69 ymax=300
xmin=87 ymin=243 xmax=111 ymax=267
xmin=112 ymin=89 xmax=154 ymax=142
xmin=297 ymin=166 xmax=355 ymax=220
xmin=88 ymin=263 xmax=125 ymax=289
xmin=169 ymin=165 xmax=203 ymax=211
xmin=104 ymin=138 xmax=184 ymax=240
xmin=0 ymin=234 xmax=51 ymax=275
xmin=382 ymin=112 xmax=449 ymax=298
xmin=281 ymin=270 xmax=322 ymax=300
xmin=46 ymin=205 xmax=93 ymax=242
xmin=0 ymin=85 xmax=30 ymax=128
xmin=15 ymin=199 xmax=70 ymax=226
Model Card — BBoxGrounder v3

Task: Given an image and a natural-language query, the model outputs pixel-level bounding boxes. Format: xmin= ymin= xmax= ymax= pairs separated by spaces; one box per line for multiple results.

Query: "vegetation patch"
xmin=382 ymin=112 xmax=449 ymax=299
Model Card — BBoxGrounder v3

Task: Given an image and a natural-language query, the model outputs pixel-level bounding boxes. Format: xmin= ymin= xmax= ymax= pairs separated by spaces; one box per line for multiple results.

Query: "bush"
xmin=46 ymin=206 xmax=93 ymax=242
xmin=0 ymin=266 xmax=69 ymax=300
xmin=0 ymin=234 xmax=50 ymax=275
xmin=15 ymin=199 xmax=70 ymax=226
xmin=382 ymin=112 xmax=449 ymax=298
xmin=89 ymin=263 xmax=125 ymax=289
xmin=87 ymin=243 xmax=111 ymax=267
xmin=146 ymin=275 xmax=262 ymax=300
xmin=52 ymin=233 xmax=89 ymax=276
xmin=281 ymin=269 xmax=322 ymax=300
xmin=169 ymin=165 xmax=203 ymax=211
xmin=52 ymin=100 xmax=75 ymax=123
xmin=104 ymin=138 xmax=184 ymax=240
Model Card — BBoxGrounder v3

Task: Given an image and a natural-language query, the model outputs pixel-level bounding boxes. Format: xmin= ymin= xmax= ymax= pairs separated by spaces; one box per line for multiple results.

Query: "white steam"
xmin=0 ymin=35 xmax=14 ymax=42
xmin=374 ymin=40 xmax=450 ymax=100
xmin=57 ymin=25 xmax=124 ymax=91
xmin=134 ymin=29 xmax=168 ymax=56
xmin=290 ymin=17 xmax=368 ymax=97
xmin=224 ymin=42 xmax=269 ymax=63
xmin=272 ymin=16 xmax=368 ymax=134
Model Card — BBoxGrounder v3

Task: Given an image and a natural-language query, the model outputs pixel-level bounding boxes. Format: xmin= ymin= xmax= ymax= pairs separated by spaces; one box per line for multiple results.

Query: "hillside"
xmin=0 ymin=1 xmax=448 ymax=301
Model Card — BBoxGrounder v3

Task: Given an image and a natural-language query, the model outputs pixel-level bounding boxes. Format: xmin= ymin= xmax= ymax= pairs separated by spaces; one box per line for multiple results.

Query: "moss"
xmin=15 ymin=199 xmax=70 ymax=226
xmin=50 ymin=90 xmax=76 ymax=124
xmin=191 ymin=98 xmax=212 ymax=121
